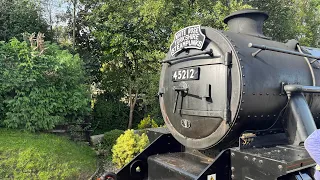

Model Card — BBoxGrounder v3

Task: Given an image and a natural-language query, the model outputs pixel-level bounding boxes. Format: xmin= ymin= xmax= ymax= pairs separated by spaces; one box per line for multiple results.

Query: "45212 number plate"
xmin=172 ymin=67 xmax=200 ymax=81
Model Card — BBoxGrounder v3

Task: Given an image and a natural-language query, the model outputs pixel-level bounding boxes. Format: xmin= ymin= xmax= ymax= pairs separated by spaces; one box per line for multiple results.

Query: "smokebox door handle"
xmin=201 ymin=84 xmax=211 ymax=98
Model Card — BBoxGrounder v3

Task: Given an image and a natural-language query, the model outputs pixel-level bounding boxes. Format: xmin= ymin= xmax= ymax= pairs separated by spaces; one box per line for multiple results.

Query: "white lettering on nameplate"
xmin=170 ymin=25 xmax=205 ymax=56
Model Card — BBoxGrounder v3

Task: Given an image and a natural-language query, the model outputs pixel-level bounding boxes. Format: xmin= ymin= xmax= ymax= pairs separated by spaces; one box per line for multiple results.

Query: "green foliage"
xmin=91 ymin=93 xmax=145 ymax=134
xmin=80 ymin=0 xmax=250 ymax=128
xmin=0 ymin=38 xmax=90 ymax=131
xmin=292 ymin=0 xmax=320 ymax=47
xmin=248 ymin=0 xmax=320 ymax=47
xmin=91 ymin=95 xmax=129 ymax=134
xmin=249 ymin=0 xmax=298 ymax=42
xmin=137 ymin=115 xmax=158 ymax=129
xmin=112 ymin=129 xmax=149 ymax=168
xmin=99 ymin=129 xmax=124 ymax=156
xmin=0 ymin=129 xmax=96 ymax=179
xmin=0 ymin=0 xmax=50 ymax=41
xmin=0 ymin=148 xmax=78 ymax=179
xmin=73 ymin=2 xmax=103 ymax=84
xmin=140 ymin=70 xmax=163 ymax=125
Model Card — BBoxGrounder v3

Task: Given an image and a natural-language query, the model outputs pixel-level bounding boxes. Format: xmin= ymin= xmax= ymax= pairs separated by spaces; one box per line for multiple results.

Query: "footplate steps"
xmin=147 ymin=152 xmax=213 ymax=180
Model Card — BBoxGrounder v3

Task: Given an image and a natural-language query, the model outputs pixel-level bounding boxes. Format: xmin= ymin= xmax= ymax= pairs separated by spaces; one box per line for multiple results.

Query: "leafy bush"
xmin=91 ymin=94 xmax=144 ymax=135
xmin=137 ymin=115 xmax=158 ymax=129
xmin=112 ymin=129 xmax=149 ymax=168
xmin=0 ymin=129 xmax=96 ymax=179
xmin=98 ymin=129 xmax=124 ymax=156
xmin=0 ymin=38 xmax=90 ymax=131
xmin=91 ymin=95 xmax=129 ymax=134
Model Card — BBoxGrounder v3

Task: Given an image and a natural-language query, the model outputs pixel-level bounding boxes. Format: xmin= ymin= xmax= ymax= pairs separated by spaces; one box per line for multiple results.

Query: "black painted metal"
xmin=284 ymin=93 xmax=317 ymax=145
xmin=146 ymin=143 xmax=315 ymax=180
xmin=249 ymin=43 xmax=320 ymax=62
xmin=230 ymin=145 xmax=315 ymax=180
xmin=223 ymin=9 xmax=269 ymax=38
xmin=285 ymin=85 xmax=320 ymax=94
xmin=158 ymin=6 xmax=320 ymax=152
xmin=159 ymin=28 xmax=241 ymax=150
xmin=145 ymin=127 xmax=170 ymax=143
xmin=197 ymin=150 xmax=231 ymax=180
xmin=161 ymin=49 xmax=213 ymax=64
xmin=148 ymin=152 xmax=213 ymax=180
xmin=283 ymin=84 xmax=318 ymax=145
xmin=239 ymin=131 xmax=288 ymax=149
xmin=159 ymin=9 xmax=320 ymax=151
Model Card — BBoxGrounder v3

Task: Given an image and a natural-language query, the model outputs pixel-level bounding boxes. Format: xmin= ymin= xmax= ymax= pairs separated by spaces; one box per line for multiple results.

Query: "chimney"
xmin=223 ymin=9 xmax=269 ymax=38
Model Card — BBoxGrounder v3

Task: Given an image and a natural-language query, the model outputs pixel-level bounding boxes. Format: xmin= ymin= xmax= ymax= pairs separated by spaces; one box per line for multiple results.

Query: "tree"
xmin=247 ymin=0 xmax=297 ymax=42
xmin=293 ymin=0 xmax=320 ymax=47
xmin=74 ymin=4 xmax=102 ymax=83
xmin=62 ymin=0 xmax=79 ymax=51
xmin=0 ymin=0 xmax=49 ymax=41
xmin=0 ymin=36 xmax=90 ymax=131
xmin=80 ymin=0 xmax=250 ymax=129
xmin=247 ymin=0 xmax=320 ymax=47
xmin=72 ymin=0 xmax=78 ymax=51
xmin=83 ymin=0 xmax=162 ymax=129
xmin=39 ymin=0 xmax=66 ymax=42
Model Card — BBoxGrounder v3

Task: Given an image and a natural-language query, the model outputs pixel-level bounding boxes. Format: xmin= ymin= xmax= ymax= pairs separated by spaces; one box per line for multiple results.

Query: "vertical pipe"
xmin=286 ymin=93 xmax=317 ymax=145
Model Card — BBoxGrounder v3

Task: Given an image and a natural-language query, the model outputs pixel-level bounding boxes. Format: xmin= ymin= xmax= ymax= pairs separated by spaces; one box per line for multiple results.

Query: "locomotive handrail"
xmin=284 ymin=85 xmax=320 ymax=94
xmin=161 ymin=49 xmax=214 ymax=65
xmin=248 ymin=43 xmax=320 ymax=63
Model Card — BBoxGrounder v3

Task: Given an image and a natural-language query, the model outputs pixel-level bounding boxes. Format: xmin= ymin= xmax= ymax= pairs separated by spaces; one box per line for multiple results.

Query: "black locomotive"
xmin=102 ymin=9 xmax=320 ymax=180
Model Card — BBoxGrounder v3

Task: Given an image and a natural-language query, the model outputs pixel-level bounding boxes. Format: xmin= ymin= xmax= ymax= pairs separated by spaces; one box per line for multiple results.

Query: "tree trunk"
xmin=128 ymin=87 xmax=138 ymax=129
xmin=72 ymin=0 xmax=77 ymax=51
xmin=128 ymin=104 xmax=134 ymax=129
xmin=49 ymin=7 xmax=53 ymax=32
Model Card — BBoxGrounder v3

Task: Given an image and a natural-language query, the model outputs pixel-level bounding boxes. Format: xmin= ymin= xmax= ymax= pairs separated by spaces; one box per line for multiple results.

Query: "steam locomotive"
xmin=102 ymin=9 xmax=320 ymax=180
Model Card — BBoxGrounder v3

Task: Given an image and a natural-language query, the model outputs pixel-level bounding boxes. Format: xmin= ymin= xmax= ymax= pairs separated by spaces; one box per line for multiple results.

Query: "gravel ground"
xmin=102 ymin=160 xmax=120 ymax=174
xmin=92 ymin=157 xmax=120 ymax=179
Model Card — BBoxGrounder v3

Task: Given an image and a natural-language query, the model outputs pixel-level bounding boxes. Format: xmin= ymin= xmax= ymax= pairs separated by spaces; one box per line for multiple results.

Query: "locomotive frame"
xmin=100 ymin=9 xmax=320 ymax=180
xmin=101 ymin=127 xmax=315 ymax=180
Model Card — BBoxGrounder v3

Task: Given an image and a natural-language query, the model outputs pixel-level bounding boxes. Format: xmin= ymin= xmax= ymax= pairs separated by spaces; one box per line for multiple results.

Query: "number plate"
xmin=172 ymin=67 xmax=200 ymax=81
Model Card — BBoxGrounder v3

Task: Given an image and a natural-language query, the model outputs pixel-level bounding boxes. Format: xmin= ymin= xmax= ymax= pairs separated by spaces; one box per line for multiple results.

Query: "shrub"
xmin=0 ymin=38 xmax=90 ymax=131
xmin=112 ymin=129 xmax=149 ymax=168
xmin=99 ymin=129 xmax=124 ymax=156
xmin=91 ymin=94 xmax=144 ymax=135
xmin=137 ymin=115 xmax=158 ymax=129
xmin=91 ymin=95 xmax=129 ymax=134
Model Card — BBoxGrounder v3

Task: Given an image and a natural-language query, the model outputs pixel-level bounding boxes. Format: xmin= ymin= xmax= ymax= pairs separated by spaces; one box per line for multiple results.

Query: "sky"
xmin=40 ymin=0 xmax=69 ymax=27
